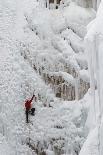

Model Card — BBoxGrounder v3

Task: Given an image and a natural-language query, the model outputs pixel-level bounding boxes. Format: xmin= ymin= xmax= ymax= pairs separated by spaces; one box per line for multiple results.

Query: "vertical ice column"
xmin=92 ymin=0 xmax=101 ymax=10
xmin=39 ymin=0 xmax=46 ymax=8
xmin=85 ymin=37 xmax=96 ymax=129
xmin=98 ymin=35 xmax=103 ymax=119
xmin=95 ymin=35 xmax=101 ymax=121
xmin=75 ymin=72 xmax=79 ymax=100
xmin=85 ymin=34 xmax=103 ymax=155
xmin=95 ymin=34 xmax=103 ymax=155
xmin=92 ymin=0 xmax=97 ymax=10
xmin=97 ymin=0 xmax=101 ymax=9
xmin=46 ymin=0 xmax=50 ymax=8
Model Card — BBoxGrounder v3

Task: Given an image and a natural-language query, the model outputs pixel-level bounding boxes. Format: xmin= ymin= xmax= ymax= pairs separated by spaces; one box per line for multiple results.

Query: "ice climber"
xmin=25 ymin=94 xmax=36 ymax=123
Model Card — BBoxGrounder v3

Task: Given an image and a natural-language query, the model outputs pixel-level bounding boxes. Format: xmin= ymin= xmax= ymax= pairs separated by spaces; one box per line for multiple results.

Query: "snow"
xmin=61 ymin=29 xmax=84 ymax=53
xmin=79 ymin=70 xmax=90 ymax=83
xmin=0 ymin=134 xmax=13 ymax=155
xmin=75 ymin=52 xmax=88 ymax=70
xmin=49 ymin=71 xmax=75 ymax=85
xmin=63 ymin=2 xmax=95 ymax=25
xmin=0 ymin=41 xmax=57 ymax=154
xmin=27 ymin=2 xmax=95 ymax=38
xmin=29 ymin=100 xmax=87 ymax=155
xmin=0 ymin=0 xmax=96 ymax=154
xmin=79 ymin=127 xmax=99 ymax=155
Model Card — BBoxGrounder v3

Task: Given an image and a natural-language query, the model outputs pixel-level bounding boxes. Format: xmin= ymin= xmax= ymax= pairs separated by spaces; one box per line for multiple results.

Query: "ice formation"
xmin=0 ymin=0 xmax=100 ymax=155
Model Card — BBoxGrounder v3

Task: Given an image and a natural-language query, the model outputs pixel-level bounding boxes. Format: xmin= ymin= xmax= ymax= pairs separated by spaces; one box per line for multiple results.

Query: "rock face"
xmin=49 ymin=0 xmax=61 ymax=4
xmin=49 ymin=0 xmax=93 ymax=8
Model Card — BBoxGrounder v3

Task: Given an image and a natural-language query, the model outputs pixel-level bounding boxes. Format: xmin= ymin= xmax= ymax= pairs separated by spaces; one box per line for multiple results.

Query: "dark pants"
xmin=25 ymin=108 xmax=35 ymax=123
xmin=26 ymin=109 xmax=29 ymax=123
xmin=31 ymin=108 xmax=35 ymax=116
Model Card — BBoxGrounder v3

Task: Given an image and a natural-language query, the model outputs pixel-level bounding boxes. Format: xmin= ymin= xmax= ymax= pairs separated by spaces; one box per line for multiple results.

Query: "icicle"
xmin=92 ymin=0 xmax=97 ymax=10
xmin=85 ymin=38 xmax=96 ymax=129
xmin=95 ymin=34 xmax=103 ymax=155
xmin=46 ymin=0 xmax=50 ymax=9
xmin=97 ymin=0 xmax=101 ymax=9
xmin=60 ymin=83 xmax=62 ymax=99
xmin=95 ymin=34 xmax=102 ymax=121
xmin=54 ymin=0 xmax=57 ymax=9
xmin=65 ymin=84 xmax=67 ymax=100
xmin=75 ymin=72 xmax=79 ymax=101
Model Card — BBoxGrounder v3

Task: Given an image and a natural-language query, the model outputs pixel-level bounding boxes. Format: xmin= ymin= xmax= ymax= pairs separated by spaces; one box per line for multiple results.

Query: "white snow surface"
xmin=28 ymin=2 xmax=95 ymax=38
xmin=79 ymin=127 xmax=99 ymax=155
xmin=0 ymin=0 xmax=96 ymax=154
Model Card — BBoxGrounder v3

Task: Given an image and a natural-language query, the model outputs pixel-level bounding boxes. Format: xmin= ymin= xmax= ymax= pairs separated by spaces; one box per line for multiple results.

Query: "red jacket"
xmin=25 ymin=95 xmax=35 ymax=110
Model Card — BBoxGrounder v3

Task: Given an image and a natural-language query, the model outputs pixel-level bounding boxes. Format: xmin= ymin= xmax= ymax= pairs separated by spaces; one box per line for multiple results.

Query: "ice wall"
xmin=85 ymin=0 xmax=103 ymax=127
xmin=80 ymin=1 xmax=103 ymax=155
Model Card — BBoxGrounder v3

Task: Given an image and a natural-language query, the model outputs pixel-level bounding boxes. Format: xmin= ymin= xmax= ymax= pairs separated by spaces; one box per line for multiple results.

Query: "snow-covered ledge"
xmin=79 ymin=1 xmax=103 ymax=155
